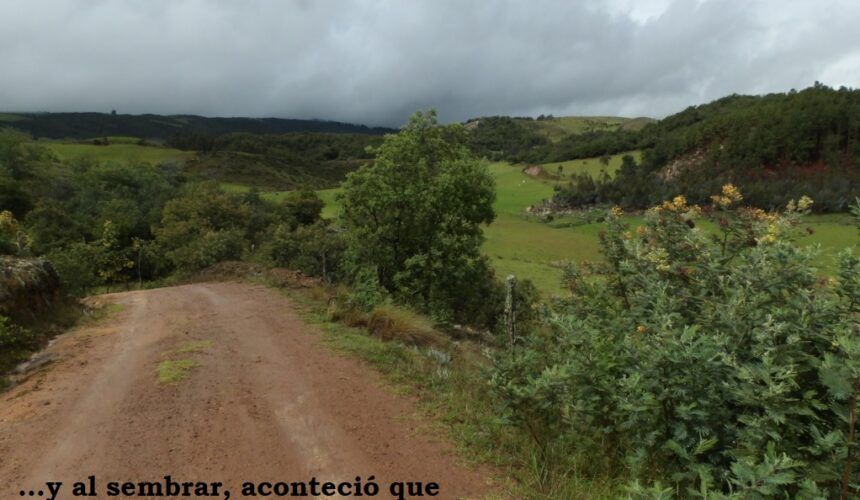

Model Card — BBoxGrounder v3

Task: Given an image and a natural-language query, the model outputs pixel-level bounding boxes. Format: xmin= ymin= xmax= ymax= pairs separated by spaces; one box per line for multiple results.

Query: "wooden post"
xmin=505 ymin=274 xmax=516 ymax=348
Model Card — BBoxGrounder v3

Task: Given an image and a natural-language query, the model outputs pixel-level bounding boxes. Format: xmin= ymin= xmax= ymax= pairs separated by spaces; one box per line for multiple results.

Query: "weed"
xmin=162 ymin=339 xmax=212 ymax=357
xmin=155 ymin=359 xmax=199 ymax=384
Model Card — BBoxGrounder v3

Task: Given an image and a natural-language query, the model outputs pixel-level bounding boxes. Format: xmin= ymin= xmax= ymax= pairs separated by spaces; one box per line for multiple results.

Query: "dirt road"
xmin=0 ymin=283 xmax=497 ymax=499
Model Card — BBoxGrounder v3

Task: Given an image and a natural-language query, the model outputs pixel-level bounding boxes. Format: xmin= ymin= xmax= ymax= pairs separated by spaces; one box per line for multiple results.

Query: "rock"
xmin=0 ymin=256 xmax=61 ymax=320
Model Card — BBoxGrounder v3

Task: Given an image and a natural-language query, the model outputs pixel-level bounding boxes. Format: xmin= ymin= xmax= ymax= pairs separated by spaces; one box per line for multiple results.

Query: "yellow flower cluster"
xmin=610 ymin=205 xmax=624 ymax=218
xmin=0 ymin=210 xmax=20 ymax=236
xmin=746 ymin=207 xmax=777 ymax=223
xmin=756 ymin=223 xmax=780 ymax=245
xmin=636 ymin=325 xmax=648 ymax=334
xmin=646 ymin=247 xmax=671 ymax=271
xmin=711 ymin=183 xmax=743 ymax=207
xmin=786 ymin=195 xmax=814 ymax=213
xmin=660 ymin=195 xmax=688 ymax=212
xmin=652 ymin=195 xmax=701 ymax=220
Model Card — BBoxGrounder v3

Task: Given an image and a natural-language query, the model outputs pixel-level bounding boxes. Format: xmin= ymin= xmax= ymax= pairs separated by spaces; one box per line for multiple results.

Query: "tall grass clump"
xmin=491 ymin=186 xmax=860 ymax=497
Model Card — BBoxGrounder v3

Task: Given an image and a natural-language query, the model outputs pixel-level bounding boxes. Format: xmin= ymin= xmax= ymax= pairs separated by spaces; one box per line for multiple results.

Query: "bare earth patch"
xmin=0 ymin=282 xmax=499 ymax=499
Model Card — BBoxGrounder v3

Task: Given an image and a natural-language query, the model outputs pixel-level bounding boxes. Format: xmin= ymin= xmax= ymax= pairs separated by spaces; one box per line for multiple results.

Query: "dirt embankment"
xmin=0 ymin=282 xmax=498 ymax=499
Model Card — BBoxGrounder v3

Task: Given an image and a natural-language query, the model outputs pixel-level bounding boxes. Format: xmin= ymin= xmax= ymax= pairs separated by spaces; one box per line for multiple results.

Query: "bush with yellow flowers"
xmin=491 ymin=185 xmax=860 ymax=497
xmin=0 ymin=210 xmax=29 ymax=255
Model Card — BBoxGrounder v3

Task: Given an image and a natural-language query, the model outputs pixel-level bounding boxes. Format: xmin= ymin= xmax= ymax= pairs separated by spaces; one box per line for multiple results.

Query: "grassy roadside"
xmin=269 ymin=281 xmax=622 ymax=499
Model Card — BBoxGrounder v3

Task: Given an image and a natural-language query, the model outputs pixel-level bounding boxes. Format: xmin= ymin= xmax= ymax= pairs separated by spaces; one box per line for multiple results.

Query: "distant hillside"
xmin=464 ymin=115 xmax=651 ymax=162
xmin=0 ymin=112 xmax=395 ymax=140
xmin=552 ymin=84 xmax=860 ymax=212
xmin=181 ymin=132 xmax=383 ymax=189
xmin=516 ymin=116 xmax=633 ymax=142
xmin=619 ymin=117 xmax=657 ymax=132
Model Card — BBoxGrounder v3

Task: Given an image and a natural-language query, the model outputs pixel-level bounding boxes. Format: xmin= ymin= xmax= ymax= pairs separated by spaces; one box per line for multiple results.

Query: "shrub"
xmin=48 ymin=242 xmax=103 ymax=292
xmin=280 ymin=189 xmax=324 ymax=226
xmin=262 ymin=220 xmax=346 ymax=283
xmin=339 ymin=110 xmax=496 ymax=328
xmin=168 ymin=229 xmax=246 ymax=271
xmin=0 ymin=210 xmax=27 ymax=255
xmin=154 ymin=182 xmax=252 ymax=272
xmin=0 ymin=315 xmax=35 ymax=351
xmin=491 ymin=187 xmax=860 ymax=497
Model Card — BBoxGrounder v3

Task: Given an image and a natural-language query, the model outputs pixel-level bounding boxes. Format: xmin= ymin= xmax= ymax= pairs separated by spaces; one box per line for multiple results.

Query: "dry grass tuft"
xmin=366 ymin=304 xmax=447 ymax=347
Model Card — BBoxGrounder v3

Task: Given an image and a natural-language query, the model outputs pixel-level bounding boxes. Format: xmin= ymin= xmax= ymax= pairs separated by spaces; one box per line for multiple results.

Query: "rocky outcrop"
xmin=0 ymin=256 xmax=61 ymax=320
xmin=660 ymin=148 xmax=708 ymax=181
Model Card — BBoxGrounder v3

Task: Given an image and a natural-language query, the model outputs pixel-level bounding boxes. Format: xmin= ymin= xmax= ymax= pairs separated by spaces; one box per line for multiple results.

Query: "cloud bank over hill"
xmin=1 ymin=0 xmax=858 ymax=126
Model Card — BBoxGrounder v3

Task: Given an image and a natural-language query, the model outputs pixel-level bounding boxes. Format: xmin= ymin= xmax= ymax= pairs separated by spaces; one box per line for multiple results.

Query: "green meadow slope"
xmin=25 ymin=120 xmax=853 ymax=297
xmin=53 ymin=139 xmax=854 ymax=297
xmin=315 ymin=154 xmax=859 ymax=295
xmin=40 ymin=139 xmax=193 ymax=164
xmin=517 ymin=116 xmax=629 ymax=142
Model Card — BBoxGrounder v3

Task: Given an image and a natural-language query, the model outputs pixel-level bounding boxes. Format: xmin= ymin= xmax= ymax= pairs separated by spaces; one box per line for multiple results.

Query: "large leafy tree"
xmin=154 ymin=182 xmax=252 ymax=271
xmin=339 ymin=110 xmax=496 ymax=321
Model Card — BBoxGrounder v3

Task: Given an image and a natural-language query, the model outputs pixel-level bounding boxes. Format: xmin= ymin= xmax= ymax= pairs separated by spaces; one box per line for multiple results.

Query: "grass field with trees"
xmin=316 ymin=156 xmax=859 ymax=295
xmin=3 ymin=84 xmax=860 ymax=497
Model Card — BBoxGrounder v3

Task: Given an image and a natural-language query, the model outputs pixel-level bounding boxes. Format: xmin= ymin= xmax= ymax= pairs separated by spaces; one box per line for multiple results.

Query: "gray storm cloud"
xmin=0 ymin=0 xmax=858 ymax=126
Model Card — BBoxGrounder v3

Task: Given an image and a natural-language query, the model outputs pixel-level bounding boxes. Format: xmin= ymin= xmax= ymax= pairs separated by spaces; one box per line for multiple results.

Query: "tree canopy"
xmin=339 ymin=110 xmax=497 ymax=322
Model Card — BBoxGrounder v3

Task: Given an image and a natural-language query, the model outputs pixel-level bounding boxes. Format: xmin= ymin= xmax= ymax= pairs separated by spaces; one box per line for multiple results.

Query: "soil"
xmin=0 ymin=282 xmax=498 ymax=499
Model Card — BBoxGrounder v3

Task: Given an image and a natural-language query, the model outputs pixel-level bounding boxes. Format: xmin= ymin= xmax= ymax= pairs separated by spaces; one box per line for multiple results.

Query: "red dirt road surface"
xmin=0 ymin=283 xmax=498 ymax=499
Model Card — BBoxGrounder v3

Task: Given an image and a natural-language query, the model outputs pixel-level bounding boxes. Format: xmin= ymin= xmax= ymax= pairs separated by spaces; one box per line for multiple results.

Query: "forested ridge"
xmin=463 ymin=85 xmax=860 ymax=211
xmin=553 ymin=84 xmax=860 ymax=211
xmin=0 ymin=111 xmax=394 ymax=140
xmin=177 ymin=132 xmax=384 ymax=189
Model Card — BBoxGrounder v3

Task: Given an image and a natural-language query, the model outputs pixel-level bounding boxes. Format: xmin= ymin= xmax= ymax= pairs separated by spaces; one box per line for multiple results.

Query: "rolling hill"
xmin=554 ymin=84 xmax=860 ymax=211
xmin=0 ymin=112 xmax=395 ymax=140
xmin=464 ymin=114 xmax=653 ymax=162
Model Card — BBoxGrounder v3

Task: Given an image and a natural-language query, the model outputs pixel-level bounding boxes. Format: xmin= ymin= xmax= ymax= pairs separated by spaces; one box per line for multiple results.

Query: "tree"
xmin=264 ymin=220 xmax=346 ymax=283
xmin=95 ymin=220 xmax=133 ymax=290
xmin=154 ymin=182 xmax=251 ymax=271
xmin=599 ymin=154 xmax=610 ymax=167
xmin=23 ymin=201 xmax=85 ymax=253
xmin=339 ymin=110 xmax=496 ymax=322
xmin=281 ymin=188 xmax=324 ymax=227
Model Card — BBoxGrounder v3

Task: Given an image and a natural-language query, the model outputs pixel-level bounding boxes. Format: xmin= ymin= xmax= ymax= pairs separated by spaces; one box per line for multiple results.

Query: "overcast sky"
xmin=0 ymin=0 xmax=858 ymax=126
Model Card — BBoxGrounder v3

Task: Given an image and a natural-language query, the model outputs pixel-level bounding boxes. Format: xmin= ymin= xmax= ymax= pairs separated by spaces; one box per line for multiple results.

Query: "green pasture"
xmin=221 ymin=182 xmax=296 ymax=205
xmin=39 ymin=140 xmax=193 ymax=164
xmin=486 ymin=162 xmax=859 ymax=294
xmin=492 ymin=162 xmax=859 ymax=293
xmin=484 ymin=161 xmax=607 ymax=293
xmin=520 ymin=116 xmax=628 ymax=142
xmin=234 ymin=156 xmax=860 ymax=297
xmin=317 ymin=188 xmax=340 ymax=218
xmin=541 ymin=150 xmax=643 ymax=179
